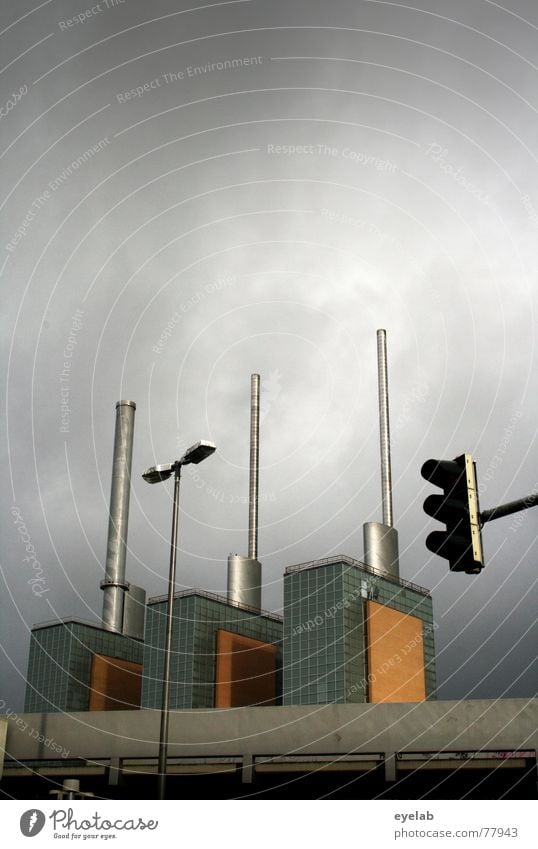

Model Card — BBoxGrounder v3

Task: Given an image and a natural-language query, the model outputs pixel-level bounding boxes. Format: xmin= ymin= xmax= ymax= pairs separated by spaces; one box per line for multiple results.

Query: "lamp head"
xmin=142 ymin=463 xmax=175 ymax=484
xmin=142 ymin=442 xmax=215 ymax=483
xmin=180 ymin=440 xmax=216 ymax=466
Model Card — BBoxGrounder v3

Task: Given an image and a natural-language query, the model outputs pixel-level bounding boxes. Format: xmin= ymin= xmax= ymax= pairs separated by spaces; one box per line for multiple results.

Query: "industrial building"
xmin=24 ymin=620 xmax=143 ymax=714
xmin=24 ymin=555 xmax=435 ymax=714
xmin=283 ymin=555 xmax=436 ymax=705
xmin=23 ymin=590 xmax=284 ymax=716
xmin=21 ymin=340 xmax=438 ymax=717
xmin=141 ymin=589 xmax=282 ymax=709
xmin=23 ymin=400 xmax=147 ymax=717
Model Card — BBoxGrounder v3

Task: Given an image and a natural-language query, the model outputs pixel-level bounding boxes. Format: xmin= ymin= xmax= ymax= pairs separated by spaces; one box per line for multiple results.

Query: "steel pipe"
xmin=102 ymin=400 xmax=136 ymax=633
xmin=248 ymin=374 xmax=260 ymax=560
xmin=377 ymin=330 xmax=393 ymax=528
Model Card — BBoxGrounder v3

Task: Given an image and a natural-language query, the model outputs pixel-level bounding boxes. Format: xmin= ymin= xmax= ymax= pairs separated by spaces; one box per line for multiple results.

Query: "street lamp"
xmin=142 ymin=439 xmax=216 ymax=800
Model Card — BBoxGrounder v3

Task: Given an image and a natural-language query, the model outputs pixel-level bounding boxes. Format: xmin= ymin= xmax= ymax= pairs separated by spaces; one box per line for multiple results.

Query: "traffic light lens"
xmin=421 ymin=459 xmax=462 ymax=487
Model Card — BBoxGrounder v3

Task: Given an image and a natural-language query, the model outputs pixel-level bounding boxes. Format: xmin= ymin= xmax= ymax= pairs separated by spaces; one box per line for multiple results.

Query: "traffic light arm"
xmin=480 ymin=493 xmax=538 ymax=525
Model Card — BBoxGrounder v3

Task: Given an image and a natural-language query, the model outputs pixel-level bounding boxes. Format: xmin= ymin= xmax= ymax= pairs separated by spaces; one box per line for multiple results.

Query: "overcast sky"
xmin=1 ymin=0 xmax=537 ymax=712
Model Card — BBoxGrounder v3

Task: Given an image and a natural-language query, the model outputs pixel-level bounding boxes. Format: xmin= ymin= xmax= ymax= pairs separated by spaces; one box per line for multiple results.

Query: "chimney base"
xmin=227 ymin=554 xmax=262 ymax=611
xmin=363 ymin=522 xmax=399 ymax=579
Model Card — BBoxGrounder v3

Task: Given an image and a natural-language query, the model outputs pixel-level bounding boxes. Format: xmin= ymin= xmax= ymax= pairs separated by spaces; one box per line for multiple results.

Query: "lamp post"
xmin=142 ymin=440 xmax=216 ymax=800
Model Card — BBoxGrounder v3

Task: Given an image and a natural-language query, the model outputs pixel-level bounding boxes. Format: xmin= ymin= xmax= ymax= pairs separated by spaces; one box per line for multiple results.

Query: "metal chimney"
xmin=227 ymin=374 xmax=262 ymax=610
xmin=363 ymin=331 xmax=400 ymax=579
xmin=248 ymin=373 xmax=260 ymax=560
xmin=101 ymin=400 xmax=136 ymax=633
xmin=377 ymin=329 xmax=393 ymax=528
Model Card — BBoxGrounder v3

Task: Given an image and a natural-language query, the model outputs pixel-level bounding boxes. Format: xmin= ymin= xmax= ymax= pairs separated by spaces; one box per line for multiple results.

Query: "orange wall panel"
xmin=365 ymin=600 xmax=426 ymax=703
xmin=215 ymin=630 xmax=277 ymax=708
xmin=89 ymin=653 xmax=142 ymax=711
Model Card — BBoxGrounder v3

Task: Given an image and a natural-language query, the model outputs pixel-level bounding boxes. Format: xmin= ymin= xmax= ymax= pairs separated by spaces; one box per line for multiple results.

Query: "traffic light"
xmin=421 ymin=453 xmax=484 ymax=574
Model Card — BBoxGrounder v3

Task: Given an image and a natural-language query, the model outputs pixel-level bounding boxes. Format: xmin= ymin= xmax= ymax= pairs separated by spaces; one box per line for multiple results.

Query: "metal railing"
xmin=284 ymin=554 xmax=431 ymax=597
xmin=148 ymin=587 xmax=283 ymax=623
xmin=32 ymin=558 xmax=427 ymax=636
xmin=32 ymin=616 xmax=104 ymax=631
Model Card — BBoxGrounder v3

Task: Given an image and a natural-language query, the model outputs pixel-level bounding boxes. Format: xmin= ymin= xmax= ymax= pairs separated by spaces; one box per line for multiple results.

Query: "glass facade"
xmin=24 ymin=564 xmax=434 ymax=714
xmin=283 ymin=557 xmax=436 ymax=705
xmin=141 ymin=591 xmax=283 ymax=709
xmin=25 ymin=621 xmax=143 ymax=713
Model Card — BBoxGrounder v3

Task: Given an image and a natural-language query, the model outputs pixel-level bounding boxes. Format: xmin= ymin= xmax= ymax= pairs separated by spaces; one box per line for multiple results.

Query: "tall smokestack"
xmin=363 ymin=331 xmax=399 ymax=578
xmin=101 ymin=400 xmax=136 ymax=633
xmin=227 ymin=374 xmax=262 ymax=611
xmin=248 ymin=374 xmax=260 ymax=560
xmin=377 ymin=329 xmax=393 ymax=528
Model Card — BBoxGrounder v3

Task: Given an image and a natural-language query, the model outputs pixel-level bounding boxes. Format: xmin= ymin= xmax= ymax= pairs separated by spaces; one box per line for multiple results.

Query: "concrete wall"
xmin=2 ymin=699 xmax=536 ymax=769
xmin=0 ymin=719 xmax=6 ymax=776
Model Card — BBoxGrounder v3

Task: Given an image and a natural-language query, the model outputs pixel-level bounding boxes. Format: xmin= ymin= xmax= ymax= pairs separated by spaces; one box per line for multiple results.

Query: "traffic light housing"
xmin=421 ymin=453 xmax=484 ymax=574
